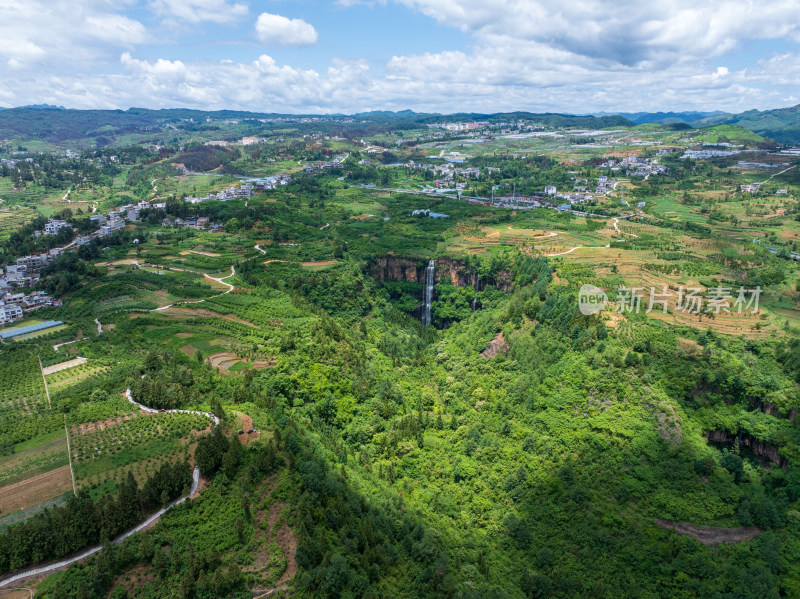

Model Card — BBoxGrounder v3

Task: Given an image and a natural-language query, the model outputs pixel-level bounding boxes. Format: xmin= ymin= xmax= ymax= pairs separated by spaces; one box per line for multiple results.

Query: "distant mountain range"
xmin=594 ymin=111 xmax=727 ymax=125
xmin=2 ymin=104 xmax=800 ymax=144
xmin=597 ymin=106 xmax=800 ymax=144
xmin=0 ymin=107 xmax=634 ymax=145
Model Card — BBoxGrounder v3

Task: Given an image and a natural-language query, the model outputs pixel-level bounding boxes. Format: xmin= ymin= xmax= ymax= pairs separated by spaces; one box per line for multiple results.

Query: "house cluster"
xmin=90 ymin=200 xmax=153 ymax=237
xmin=2 ymin=248 xmax=64 ymax=290
xmin=429 ymin=122 xmax=489 ymax=132
xmin=253 ymin=175 xmax=291 ymax=190
xmin=740 ymin=183 xmax=762 ymax=193
xmin=186 ymin=184 xmax=253 ymax=204
xmin=161 ymin=216 xmax=221 ymax=232
xmin=185 ymin=176 xmax=291 ymax=203
xmin=0 ymin=291 xmax=62 ymax=324
xmin=600 ymin=155 xmax=668 ymax=178
xmin=596 ymin=176 xmax=619 ymax=193
xmin=303 ymin=155 xmax=347 ymax=173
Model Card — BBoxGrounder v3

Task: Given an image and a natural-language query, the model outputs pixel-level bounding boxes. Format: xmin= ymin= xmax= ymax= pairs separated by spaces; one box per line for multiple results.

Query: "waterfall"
xmin=421 ymin=260 xmax=435 ymax=326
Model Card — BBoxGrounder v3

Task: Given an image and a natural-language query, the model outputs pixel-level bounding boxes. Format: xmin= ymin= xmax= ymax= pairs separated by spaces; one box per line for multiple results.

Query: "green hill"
xmin=695 ymin=104 xmax=800 ymax=144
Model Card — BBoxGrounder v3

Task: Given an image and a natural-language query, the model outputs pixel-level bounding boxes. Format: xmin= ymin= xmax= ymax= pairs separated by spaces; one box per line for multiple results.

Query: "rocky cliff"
xmin=370 ymin=257 xmax=426 ymax=283
xmin=369 ymin=255 xmax=512 ymax=293
xmin=704 ymin=430 xmax=789 ymax=469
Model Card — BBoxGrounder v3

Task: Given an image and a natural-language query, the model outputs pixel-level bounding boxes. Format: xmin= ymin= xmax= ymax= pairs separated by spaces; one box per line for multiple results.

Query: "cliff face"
xmin=370 ymin=257 xmax=425 ymax=284
xmin=370 ymin=256 xmax=512 ymax=293
xmin=704 ymin=430 xmax=789 ymax=469
xmin=747 ymin=399 xmax=800 ymax=423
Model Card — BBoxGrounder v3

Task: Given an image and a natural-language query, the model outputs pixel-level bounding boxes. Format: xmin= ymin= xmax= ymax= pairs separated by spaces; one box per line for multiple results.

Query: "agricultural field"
xmin=70 ymin=410 xmax=211 ymax=487
xmin=0 ymin=351 xmax=71 ymax=516
xmin=5 ymin=110 xmax=800 ymax=598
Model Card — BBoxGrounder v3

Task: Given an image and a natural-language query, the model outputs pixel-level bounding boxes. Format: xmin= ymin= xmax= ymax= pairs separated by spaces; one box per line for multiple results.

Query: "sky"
xmin=1 ymin=0 xmax=800 ymax=115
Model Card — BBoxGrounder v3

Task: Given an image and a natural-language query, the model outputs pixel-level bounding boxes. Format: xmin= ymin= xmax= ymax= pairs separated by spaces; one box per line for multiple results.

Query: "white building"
xmin=545 ymin=185 xmax=557 ymax=195
xmin=44 ymin=219 xmax=70 ymax=235
xmin=0 ymin=303 xmax=23 ymax=324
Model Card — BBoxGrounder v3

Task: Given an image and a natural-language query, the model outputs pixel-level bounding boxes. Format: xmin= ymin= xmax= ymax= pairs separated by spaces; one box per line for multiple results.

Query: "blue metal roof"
xmin=0 ymin=320 xmax=64 ymax=340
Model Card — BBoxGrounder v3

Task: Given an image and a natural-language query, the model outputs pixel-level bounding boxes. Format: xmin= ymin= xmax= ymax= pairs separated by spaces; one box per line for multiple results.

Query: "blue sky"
xmin=1 ymin=0 xmax=800 ymax=114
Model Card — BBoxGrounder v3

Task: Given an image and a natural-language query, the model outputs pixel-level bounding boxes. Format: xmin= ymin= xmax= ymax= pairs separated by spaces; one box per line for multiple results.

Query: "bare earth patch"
xmin=481 ymin=332 xmax=509 ymax=358
xmin=42 ymin=357 xmax=88 ymax=376
xmin=654 ymin=519 xmax=762 ymax=545
xmin=160 ymin=307 xmax=256 ymax=328
xmin=179 ymin=250 xmax=221 ymax=257
xmin=235 ymin=413 xmax=260 ymax=445
xmin=300 ymin=260 xmax=338 ymax=267
xmin=0 ymin=466 xmax=72 ymax=514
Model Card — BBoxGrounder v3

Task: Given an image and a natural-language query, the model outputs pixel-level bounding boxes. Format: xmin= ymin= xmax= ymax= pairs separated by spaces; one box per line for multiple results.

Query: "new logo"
xmin=579 ymin=284 xmax=608 ymax=315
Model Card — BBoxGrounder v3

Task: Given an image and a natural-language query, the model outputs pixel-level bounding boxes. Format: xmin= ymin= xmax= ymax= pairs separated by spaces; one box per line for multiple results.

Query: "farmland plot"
xmin=71 ymin=411 xmax=212 ymax=486
xmin=0 ymin=350 xmax=70 ymax=515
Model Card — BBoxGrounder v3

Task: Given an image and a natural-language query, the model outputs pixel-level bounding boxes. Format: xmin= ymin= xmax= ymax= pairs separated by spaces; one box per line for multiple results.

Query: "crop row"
xmin=0 ymin=357 xmax=46 ymax=406
xmin=70 ymin=411 xmax=210 ymax=463
xmin=76 ymin=446 xmax=191 ymax=489
xmin=47 ymin=363 xmax=112 ymax=390
xmin=0 ymin=396 xmax=49 ymax=419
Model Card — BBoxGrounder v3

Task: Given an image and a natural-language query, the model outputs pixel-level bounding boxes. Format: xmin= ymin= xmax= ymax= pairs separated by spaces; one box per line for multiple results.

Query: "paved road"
xmin=124 ymin=388 xmax=220 ymax=427
xmin=0 ymin=468 xmax=199 ymax=589
xmin=0 ymin=383 xmax=223 ymax=589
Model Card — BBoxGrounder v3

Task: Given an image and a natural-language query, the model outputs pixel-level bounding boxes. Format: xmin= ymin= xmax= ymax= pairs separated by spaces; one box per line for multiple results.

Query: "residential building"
xmin=44 ymin=219 xmax=70 ymax=235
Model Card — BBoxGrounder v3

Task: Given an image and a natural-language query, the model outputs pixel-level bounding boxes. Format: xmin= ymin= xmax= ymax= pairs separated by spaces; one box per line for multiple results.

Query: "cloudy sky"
xmin=1 ymin=0 xmax=799 ymax=114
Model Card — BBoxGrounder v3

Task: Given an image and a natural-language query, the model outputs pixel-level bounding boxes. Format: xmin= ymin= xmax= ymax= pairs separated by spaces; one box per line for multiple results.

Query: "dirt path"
xmin=53 ymin=329 xmax=83 ymax=352
xmin=37 ymin=356 xmax=51 ymax=410
xmin=151 ymin=265 xmax=236 ymax=313
xmin=546 ymin=244 xmax=610 ymax=257
xmin=613 ymin=217 xmax=639 ymax=238
xmin=654 ymin=519 xmax=762 ymax=545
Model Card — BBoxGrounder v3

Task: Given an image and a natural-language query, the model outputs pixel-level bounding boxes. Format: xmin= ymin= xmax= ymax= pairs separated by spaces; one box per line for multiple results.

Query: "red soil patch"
xmin=72 ymin=412 xmax=136 ymax=435
xmin=269 ymin=502 xmax=297 ymax=584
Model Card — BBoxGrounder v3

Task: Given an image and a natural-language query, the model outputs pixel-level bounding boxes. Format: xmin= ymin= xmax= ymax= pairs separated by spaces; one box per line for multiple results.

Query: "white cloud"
xmin=148 ymin=0 xmax=249 ymax=24
xmin=255 ymin=13 xmax=318 ymax=47
xmin=2 ymin=0 xmax=800 ymax=114
xmin=0 ymin=1 xmax=148 ymax=68
xmin=85 ymin=14 xmax=149 ymax=45
xmin=395 ymin=0 xmax=800 ymax=66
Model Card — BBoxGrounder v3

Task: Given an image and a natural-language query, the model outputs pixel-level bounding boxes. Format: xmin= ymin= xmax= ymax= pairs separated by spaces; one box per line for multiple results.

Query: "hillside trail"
xmin=251 ymin=468 xmax=298 ymax=599
xmin=612 ymin=216 xmax=638 ymax=238
xmin=151 ymin=265 xmax=236 ymax=312
xmin=546 ymin=244 xmax=610 ymax=257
